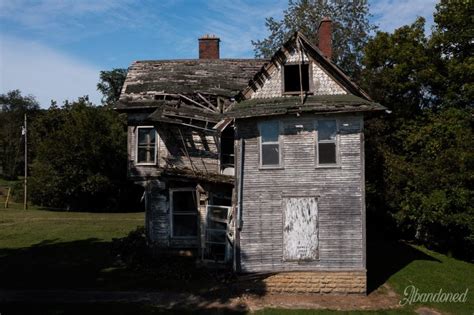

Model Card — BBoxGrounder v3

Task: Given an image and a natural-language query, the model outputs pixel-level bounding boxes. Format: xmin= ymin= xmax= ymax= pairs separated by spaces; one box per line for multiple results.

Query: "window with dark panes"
xmin=220 ymin=127 xmax=234 ymax=168
xmin=260 ymin=121 xmax=280 ymax=166
xmin=284 ymin=64 xmax=309 ymax=93
xmin=137 ymin=127 xmax=156 ymax=164
xmin=171 ymin=190 xmax=198 ymax=237
xmin=317 ymin=120 xmax=337 ymax=165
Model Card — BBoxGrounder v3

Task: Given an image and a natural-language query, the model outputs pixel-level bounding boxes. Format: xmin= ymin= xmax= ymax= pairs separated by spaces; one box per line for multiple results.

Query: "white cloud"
xmin=370 ymin=0 xmax=438 ymax=33
xmin=0 ymin=0 xmax=135 ymax=45
xmin=0 ymin=35 xmax=102 ymax=107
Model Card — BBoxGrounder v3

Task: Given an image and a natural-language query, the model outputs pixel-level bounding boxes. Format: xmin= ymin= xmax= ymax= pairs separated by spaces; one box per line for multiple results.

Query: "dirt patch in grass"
xmin=0 ymin=285 xmax=401 ymax=314
xmin=240 ymin=283 xmax=401 ymax=312
xmin=415 ymin=307 xmax=443 ymax=315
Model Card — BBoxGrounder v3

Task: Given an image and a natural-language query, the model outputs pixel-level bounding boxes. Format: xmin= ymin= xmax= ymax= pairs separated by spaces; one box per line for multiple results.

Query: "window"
xmin=283 ymin=64 xmax=310 ymax=93
xmin=316 ymin=120 xmax=338 ymax=165
xmin=220 ymin=127 xmax=234 ymax=168
xmin=170 ymin=189 xmax=198 ymax=237
xmin=259 ymin=121 xmax=281 ymax=167
xmin=204 ymin=205 xmax=231 ymax=262
xmin=136 ymin=126 xmax=156 ymax=164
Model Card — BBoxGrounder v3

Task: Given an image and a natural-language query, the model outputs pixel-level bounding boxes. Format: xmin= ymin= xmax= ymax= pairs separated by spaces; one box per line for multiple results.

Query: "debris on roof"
xmin=120 ymin=59 xmax=268 ymax=103
xmin=227 ymin=94 xmax=385 ymax=119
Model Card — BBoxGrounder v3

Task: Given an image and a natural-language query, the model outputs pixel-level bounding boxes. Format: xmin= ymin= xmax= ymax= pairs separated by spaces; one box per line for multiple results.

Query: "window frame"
xmin=258 ymin=120 xmax=284 ymax=169
xmin=315 ymin=119 xmax=340 ymax=168
xmin=281 ymin=62 xmax=314 ymax=95
xmin=135 ymin=126 xmax=158 ymax=166
xmin=169 ymin=188 xmax=198 ymax=239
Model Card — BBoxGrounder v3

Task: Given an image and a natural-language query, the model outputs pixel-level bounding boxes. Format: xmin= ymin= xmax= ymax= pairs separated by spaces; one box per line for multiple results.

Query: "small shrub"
xmin=111 ymin=227 xmax=231 ymax=286
xmin=112 ymin=226 xmax=148 ymax=269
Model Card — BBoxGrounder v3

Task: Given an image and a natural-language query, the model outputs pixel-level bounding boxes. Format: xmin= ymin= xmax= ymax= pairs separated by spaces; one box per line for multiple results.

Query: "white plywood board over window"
xmin=283 ymin=197 xmax=319 ymax=261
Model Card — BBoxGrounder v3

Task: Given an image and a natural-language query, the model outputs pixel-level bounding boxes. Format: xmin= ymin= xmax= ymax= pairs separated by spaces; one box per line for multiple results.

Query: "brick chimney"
xmin=317 ymin=17 xmax=332 ymax=59
xmin=199 ymin=34 xmax=220 ymax=59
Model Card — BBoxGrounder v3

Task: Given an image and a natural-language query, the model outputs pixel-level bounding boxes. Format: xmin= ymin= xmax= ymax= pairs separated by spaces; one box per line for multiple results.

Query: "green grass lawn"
xmin=0 ymin=205 xmax=143 ymax=248
xmin=385 ymin=245 xmax=473 ymax=314
xmin=366 ymin=237 xmax=473 ymax=315
xmin=0 ymin=204 xmax=472 ymax=314
xmin=0 ymin=204 xmax=146 ymax=290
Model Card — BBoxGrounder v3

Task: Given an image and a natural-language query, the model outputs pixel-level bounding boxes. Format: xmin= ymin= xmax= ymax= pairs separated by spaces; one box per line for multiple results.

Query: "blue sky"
xmin=0 ymin=0 xmax=438 ymax=107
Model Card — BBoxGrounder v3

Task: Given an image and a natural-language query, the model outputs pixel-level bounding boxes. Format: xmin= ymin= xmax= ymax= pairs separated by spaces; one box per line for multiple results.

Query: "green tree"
xmin=97 ymin=68 xmax=128 ymax=106
xmin=386 ymin=108 xmax=473 ymax=258
xmin=361 ymin=18 xmax=434 ymax=117
xmin=252 ymin=0 xmax=376 ymax=78
xmin=362 ymin=1 xmax=474 ymax=259
xmin=0 ymin=90 xmax=40 ymax=179
xmin=429 ymin=0 xmax=474 ymax=108
xmin=29 ymin=97 xmax=129 ymax=211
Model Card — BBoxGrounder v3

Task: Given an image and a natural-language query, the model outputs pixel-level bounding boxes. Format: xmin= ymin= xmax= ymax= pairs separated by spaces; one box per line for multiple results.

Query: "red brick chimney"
xmin=199 ymin=34 xmax=220 ymax=59
xmin=317 ymin=17 xmax=332 ymax=59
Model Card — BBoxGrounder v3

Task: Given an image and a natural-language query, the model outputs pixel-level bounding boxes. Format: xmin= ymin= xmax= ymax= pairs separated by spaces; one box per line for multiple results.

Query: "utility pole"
xmin=24 ymin=113 xmax=28 ymax=210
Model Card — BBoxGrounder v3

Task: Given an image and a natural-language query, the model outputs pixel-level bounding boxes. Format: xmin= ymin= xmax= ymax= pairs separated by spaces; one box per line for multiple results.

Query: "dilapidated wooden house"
xmin=116 ymin=19 xmax=384 ymax=294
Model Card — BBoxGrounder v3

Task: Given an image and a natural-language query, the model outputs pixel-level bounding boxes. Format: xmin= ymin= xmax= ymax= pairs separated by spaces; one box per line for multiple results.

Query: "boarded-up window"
xmin=283 ymin=197 xmax=319 ymax=261
xmin=171 ymin=189 xmax=197 ymax=237
xmin=317 ymin=120 xmax=337 ymax=165
xmin=260 ymin=121 xmax=280 ymax=166
xmin=137 ymin=127 xmax=156 ymax=164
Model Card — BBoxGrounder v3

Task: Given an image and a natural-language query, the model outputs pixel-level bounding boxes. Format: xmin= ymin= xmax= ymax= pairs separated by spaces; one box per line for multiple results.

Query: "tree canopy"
xmin=97 ymin=68 xmax=128 ymax=106
xmin=361 ymin=0 xmax=473 ymax=259
xmin=29 ymin=98 xmax=132 ymax=211
xmin=252 ymin=0 xmax=375 ymax=79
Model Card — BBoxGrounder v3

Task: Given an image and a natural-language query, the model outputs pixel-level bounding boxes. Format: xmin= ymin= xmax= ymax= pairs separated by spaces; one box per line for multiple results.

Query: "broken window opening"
xmin=220 ymin=126 xmax=235 ymax=170
xmin=203 ymin=205 xmax=232 ymax=263
xmin=136 ymin=126 xmax=156 ymax=164
xmin=283 ymin=64 xmax=310 ymax=93
xmin=317 ymin=120 xmax=338 ymax=165
xmin=210 ymin=192 xmax=232 ymax=207
xmin=170 ymin=189 xmax=198 ymax=238
xmin=259 ymin=121 xmax=281 ymax=167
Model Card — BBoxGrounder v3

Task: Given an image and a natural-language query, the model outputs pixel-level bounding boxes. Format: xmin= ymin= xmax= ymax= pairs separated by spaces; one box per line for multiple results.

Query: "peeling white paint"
xmin=283 ymin=197 xmax=319 ymax=261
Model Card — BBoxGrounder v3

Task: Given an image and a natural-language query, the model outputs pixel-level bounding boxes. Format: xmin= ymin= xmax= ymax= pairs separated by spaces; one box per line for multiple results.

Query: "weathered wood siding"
xmin=235 ymin=113 xmax=365 ymax=272
xmin=145 ymin=179 xmax=171 ymax=246
xmin=127 ymin=113 xmax=220 ymax=179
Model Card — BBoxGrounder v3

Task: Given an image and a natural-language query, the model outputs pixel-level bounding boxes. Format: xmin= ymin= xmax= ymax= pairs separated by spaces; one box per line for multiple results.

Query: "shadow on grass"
xmin=0 ymin=238 xmax=117 ymax=290
xmin=0 ymin=302 xmax=245 ymax=315
xmin=0 ymin=238 xmax=264 ymax=312
xmin=367 ymin=237 xmax=440 ymax=293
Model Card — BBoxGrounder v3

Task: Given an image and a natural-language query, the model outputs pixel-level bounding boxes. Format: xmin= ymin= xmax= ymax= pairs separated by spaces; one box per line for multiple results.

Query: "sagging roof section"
xmin=226 ymin=94 xmax=385 ymax=119
xmin=119 ymin=59 xmax=268 ymax=102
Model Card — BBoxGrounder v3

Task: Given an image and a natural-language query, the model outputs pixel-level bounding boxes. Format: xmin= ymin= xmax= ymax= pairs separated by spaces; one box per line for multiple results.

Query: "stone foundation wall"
xmin=261 ymin=271 xmax=366 ymax=294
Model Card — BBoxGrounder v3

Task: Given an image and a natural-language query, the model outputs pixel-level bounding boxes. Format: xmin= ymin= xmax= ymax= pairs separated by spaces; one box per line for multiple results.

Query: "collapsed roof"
xmin=116 ymin=32 xmax=384 ymax=127
xmin=117 ymin=59 xmax=268 ymax=104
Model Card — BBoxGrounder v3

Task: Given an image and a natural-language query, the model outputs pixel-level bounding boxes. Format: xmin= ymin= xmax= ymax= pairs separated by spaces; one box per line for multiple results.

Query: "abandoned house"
xmin=116 ymin=19 xmax=385 ymax=294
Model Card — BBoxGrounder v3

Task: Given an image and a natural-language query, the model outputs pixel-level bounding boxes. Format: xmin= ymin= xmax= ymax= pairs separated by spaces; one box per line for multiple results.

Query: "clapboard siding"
xmin=146 ymin=180 xmax=170 ymax=246
xmin=236 ymin=113 xmax=365 ymax=272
